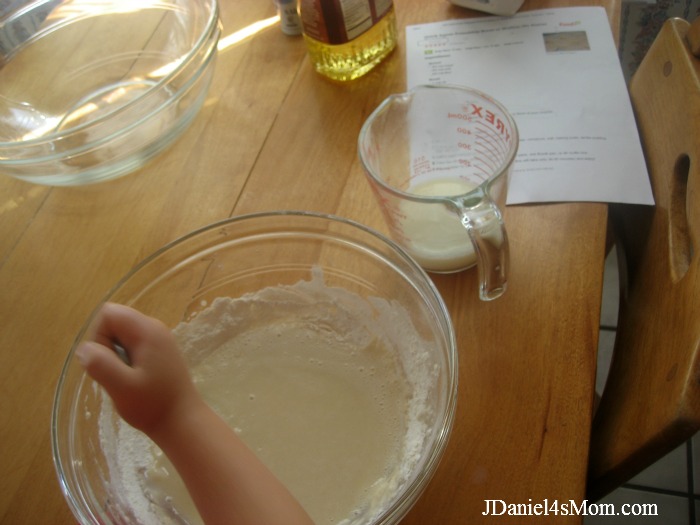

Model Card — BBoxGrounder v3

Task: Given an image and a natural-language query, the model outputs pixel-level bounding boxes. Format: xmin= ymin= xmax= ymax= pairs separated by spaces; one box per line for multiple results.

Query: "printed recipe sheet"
xmin=406 ymin=7 xmax=654 ymax=205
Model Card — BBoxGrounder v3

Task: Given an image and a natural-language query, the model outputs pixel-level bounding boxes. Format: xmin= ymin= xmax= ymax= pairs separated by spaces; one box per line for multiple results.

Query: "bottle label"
xmin=300 ymin=0 xmax=393 ymax=44
xmin=277 ymin=0 xmax=303 ymax=35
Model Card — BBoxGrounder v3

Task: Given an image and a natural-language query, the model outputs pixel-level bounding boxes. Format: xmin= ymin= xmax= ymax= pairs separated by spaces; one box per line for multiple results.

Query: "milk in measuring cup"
xmin=401 ymin=178 xmax=477 ymax=272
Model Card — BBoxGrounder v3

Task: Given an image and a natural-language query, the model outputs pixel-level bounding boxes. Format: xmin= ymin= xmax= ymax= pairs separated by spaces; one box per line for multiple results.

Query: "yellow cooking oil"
xmin=302 ymin=5 xmax=397 ymax=81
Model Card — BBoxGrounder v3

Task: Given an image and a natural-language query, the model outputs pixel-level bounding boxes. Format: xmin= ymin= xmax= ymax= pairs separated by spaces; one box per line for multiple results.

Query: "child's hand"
xmin=76 ymin=302 xmax=315 ymax=525
xmin=76 ymin=302 xmax=201 ymax=437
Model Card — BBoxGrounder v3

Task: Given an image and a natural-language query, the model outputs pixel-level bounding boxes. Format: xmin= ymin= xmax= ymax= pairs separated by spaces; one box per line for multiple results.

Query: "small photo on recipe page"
xmin=543 ymin=30 xmax=591 ymax=52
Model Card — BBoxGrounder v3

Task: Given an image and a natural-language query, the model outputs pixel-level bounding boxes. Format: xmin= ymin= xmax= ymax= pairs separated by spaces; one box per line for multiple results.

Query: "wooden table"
xmin=0 ymin=0 xmax=616 ymax=523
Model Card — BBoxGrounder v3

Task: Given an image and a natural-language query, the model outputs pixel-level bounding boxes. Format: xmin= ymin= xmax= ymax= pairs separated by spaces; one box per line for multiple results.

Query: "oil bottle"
xmin=299 ymin=0 xmax=397 ymax=81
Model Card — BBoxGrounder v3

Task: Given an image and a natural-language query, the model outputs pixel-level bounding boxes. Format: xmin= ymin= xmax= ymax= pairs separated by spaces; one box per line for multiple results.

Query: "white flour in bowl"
xmin=97 ymin=269 xmax=441 ymax=525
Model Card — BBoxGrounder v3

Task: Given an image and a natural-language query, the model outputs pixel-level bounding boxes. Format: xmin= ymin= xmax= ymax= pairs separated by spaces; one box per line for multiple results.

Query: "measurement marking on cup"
xmin=448 ymin=105 xmax=513 ymax=142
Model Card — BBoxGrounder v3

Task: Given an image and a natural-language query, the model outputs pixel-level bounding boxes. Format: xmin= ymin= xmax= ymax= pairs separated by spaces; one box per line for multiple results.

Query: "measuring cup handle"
xmin=460 ymin=200 xmax=509 ymax=301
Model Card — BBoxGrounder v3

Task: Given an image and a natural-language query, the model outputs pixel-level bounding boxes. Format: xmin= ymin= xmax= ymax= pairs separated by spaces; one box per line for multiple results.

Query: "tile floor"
xmin=584 ymin=250 xmax=699 ymax=524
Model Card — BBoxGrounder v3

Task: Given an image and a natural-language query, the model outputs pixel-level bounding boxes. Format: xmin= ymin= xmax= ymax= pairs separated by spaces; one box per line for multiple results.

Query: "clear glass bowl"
xmin=52 ymin=211 xmax=458 ymax=525
xmin=0 ymin=0 xmax=220 ymax=185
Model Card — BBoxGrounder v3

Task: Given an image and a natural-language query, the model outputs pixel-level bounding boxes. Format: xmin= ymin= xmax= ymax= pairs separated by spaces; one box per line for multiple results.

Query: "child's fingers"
xmin=93 ymin=303 xmax=150 ymax=348
xmin=92 ymin=303 xmax=173 ymax=365
xmin=76 ymin=341 xmax=135 ymax=395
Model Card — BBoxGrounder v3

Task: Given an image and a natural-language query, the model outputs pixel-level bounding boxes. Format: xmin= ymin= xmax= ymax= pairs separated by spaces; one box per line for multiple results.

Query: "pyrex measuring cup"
xmin=358 ymin=85 xmax=519 ymax=301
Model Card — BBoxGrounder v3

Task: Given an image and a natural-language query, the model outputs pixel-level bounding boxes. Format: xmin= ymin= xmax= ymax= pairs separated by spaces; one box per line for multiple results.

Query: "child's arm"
xmin=76 ymin=302 xmax=314 ymax=525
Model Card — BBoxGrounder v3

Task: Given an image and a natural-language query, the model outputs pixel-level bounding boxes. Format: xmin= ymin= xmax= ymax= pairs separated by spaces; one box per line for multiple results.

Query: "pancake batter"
xmin=98 ymin=270 xmax=438 ymax=525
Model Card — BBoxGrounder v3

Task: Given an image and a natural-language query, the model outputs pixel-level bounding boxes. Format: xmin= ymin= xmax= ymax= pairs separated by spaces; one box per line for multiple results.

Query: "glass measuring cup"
xmin=358 ymin=85 xmax=519 ymax=301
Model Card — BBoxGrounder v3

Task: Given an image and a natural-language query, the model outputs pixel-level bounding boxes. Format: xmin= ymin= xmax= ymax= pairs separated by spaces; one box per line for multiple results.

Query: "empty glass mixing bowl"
xmin=52 ymin=211 xmax=458 ymax=525
xmin=0 ymin=0 xmax=220 ymax=185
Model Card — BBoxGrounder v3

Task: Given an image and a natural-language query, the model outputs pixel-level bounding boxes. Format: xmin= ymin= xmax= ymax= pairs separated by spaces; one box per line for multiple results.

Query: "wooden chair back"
xmin=587 ymin=16 xmax=700 ymax=501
